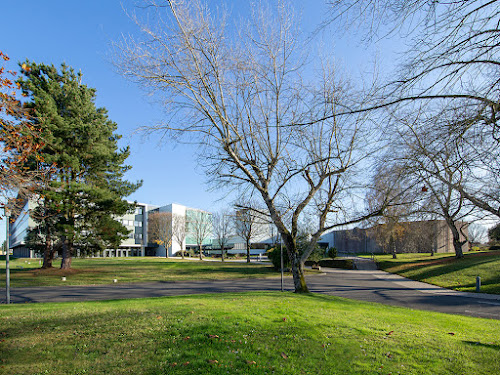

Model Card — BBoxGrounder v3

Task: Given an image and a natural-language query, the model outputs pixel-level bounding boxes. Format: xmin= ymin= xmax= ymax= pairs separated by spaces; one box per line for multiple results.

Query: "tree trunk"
xmin=453 ymin=239 xmax=464 ymax=259
xmin=221 ymin=246 xmax=225 ymax=262
xmin=284 ymin=237 xmax=309 ymax=293
xmin=42 ymin=247 xmax=54 ymax=268
xmin=41 ymin=234 xmax=54 ymax=269
xmin=291 ymin=252 xmax=309 ymax=293
xmin=60 ymin=236 xmax=72 ymax=269
xmin=447 ymin=219 xmax=465 ymax=259
xmin=246 ymin=240 xmax=251 ymax=263
xmin=199 ymin=244 xmax=203 ymax=260
xmin=389 ymin=235 xmax=397 ymax=259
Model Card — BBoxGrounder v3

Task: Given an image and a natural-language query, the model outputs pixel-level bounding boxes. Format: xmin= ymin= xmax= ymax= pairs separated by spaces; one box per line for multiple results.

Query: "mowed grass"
xmin=0 ymin=257 xmax=278 ymax=288
xmin=376 ymin=251 xmax=500 ymax=294
xmin=1 ymin=292 xmax=499 ymax=375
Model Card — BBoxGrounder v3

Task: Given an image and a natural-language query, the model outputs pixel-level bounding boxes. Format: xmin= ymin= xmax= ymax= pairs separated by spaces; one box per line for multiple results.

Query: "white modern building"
xmin=8 ymin=198 xmax=213 ymax=258
xmin=147 ymin=203 xmax=213 ymax=257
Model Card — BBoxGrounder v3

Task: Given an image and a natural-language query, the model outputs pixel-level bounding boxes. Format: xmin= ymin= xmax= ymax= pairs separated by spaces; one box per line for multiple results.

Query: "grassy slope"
xmin=1 ymin=292 xmax=499 ymax=375
xmin=376 ymin=251 xmax=500 ymax=294
xmin=0 ymin=258 xmax=279 ymax=288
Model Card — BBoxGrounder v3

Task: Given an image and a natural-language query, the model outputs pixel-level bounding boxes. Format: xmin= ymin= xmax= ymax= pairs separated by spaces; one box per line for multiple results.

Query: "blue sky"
xmin=0 ymin=0 xmax=401 ymax=242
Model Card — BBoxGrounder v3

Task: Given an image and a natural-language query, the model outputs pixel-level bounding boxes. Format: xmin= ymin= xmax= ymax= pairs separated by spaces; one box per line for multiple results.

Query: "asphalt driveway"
xmin=2 ymin=268 xmax=499 ymax=320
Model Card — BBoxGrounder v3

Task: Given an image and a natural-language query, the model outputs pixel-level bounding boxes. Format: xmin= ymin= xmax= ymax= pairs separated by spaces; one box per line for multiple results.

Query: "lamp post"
xmin=280 ymin=233 xmax=284 ymax=292
xmin=4 ymin=207 xmax=10 ymax=304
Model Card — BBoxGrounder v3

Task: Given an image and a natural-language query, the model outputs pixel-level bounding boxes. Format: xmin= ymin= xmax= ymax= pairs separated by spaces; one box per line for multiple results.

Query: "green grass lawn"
xmin=375 ymin=251 xmax=500 ymax=294
xmin=0 ymin=257 xmax=279 ymax=288
xmin=0 ymin=292 xmax=498 ymax=374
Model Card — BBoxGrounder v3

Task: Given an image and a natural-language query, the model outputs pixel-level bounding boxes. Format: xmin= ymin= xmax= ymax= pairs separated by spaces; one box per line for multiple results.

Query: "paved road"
xmin=2 ymin=268 xmax=500 ymax=320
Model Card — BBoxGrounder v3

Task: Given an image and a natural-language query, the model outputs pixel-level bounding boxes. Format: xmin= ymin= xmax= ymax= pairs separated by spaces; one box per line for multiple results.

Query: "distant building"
xmin=147 ymin=203 xmax=212 ymax=257
xmin=105 ymin=202 xmax=156 ymax=257
xmin=8 ymin=198 xmax=211 ymax=258
xmin=9 ymin=199 xmax=37 ymax=258
xmin=319 ymin=220 xmax=469 ymax=255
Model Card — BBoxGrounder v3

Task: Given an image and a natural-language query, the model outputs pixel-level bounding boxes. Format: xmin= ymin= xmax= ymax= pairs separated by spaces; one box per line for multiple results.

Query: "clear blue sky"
xmin=0 ymin=0 xmax=400 ymax=242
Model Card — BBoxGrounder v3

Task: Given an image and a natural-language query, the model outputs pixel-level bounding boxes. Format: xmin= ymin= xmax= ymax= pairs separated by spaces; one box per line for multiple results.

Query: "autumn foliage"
xmin=0 ymin=51 xmax=45 ymax=212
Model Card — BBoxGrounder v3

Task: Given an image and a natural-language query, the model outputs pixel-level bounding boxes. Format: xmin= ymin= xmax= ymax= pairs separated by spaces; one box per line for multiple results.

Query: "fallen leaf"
xmin=448 ymin=332 xmax=455 ymax=336
xmin=281 ymin=352 xmax=288 ymax=359
xmin=170 ymin=363 xmax=177 ymax=367
xmin=183 ymin=362 xmax=190 ymax=366
xmin=386 ymin=331 xmax=394 ymax=336
xmin=282 ymin=317 xmax=287 ymax=321
xmin=183 ymin=336 xmax=191 ymax=341
xmin=208 ymin=359 xmax=219 ymax=364
xmin=208 ymin=334 xmax=219 ymax=339
xmin=247 ymin=360 xmax=257 ymax=365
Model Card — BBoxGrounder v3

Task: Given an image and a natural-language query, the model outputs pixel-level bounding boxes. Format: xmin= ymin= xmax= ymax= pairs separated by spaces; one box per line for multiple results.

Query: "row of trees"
xmin=148 ymin=210 xmax=212 ymax=260
xmin=0 ymin=56 xmax=141 ymax=269
xmin=333 ymin=0 xmax=500 ymax=260
xmin=148 ymin=207 xmax=270 ymax=263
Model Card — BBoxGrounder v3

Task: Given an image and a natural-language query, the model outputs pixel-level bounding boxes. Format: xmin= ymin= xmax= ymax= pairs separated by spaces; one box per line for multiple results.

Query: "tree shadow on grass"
xmin=463 ymin=341 xmax=500 ymax=351
xmin=384 ymin=256 xmax=500 ymax=281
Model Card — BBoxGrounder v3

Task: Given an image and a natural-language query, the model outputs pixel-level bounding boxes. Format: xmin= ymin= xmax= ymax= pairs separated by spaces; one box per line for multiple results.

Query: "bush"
xmin=267 ymin=245 xmax=290 ymax=270
xmin=488 ymin=223 xmax=500 ymax=243
xmin=307 ymin=247 xmax=324 ymax=264
xmin=327 ymin=247 xmax=337 ymax=259
xmin=305 ymin=259 xmax=354 ymax=270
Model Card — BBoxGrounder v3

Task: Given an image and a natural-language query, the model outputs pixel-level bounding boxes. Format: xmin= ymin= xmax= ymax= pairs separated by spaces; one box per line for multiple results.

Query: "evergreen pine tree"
xmin=18 ymin=62 xmax=141 ymax=269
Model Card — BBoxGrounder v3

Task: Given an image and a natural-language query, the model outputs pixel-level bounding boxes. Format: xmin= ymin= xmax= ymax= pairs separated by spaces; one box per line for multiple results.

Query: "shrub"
xmin=327 ymin=247 xmax=337 ymax=259
xmin=305 ymin=259 xmax=353 ymax=269
xmin=267 ymin=245 xmax=290 ymax=270
xmin=175 ymin=250 xmax=189 ymax=257
xmin=307 ymin=247 xmax=324 ymax=265
xmin=488 ymin=223 xmax=500 ymax=244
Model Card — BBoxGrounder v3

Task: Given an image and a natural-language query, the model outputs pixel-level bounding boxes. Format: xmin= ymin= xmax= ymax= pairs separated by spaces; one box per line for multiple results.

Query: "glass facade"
xmin=185 ymin=209 xmax=213 ymax=246
xmin=9 ymin=201 xmax=30 ymax=248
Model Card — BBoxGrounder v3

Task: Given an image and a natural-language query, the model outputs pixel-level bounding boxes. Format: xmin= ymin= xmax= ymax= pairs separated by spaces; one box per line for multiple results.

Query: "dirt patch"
xmin=31 ymin=268 xmax=84 ymax=277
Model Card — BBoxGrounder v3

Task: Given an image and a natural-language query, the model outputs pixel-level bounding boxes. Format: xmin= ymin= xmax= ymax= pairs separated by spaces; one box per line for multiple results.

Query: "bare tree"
xmin=172 ymin=213 xmax=186 ymax=258
xmin=375 ymin=114 xmax=479 ymax=258
xmin=148 ymin=211 xmax=173 ymax=257
xmin=327 ymin=1 xmax=499 ymax=119
xmin=467 ymin=223 xmax=487 ymax=246
xmin=328 ymin=1 xmax=500 ymax=220
xmin=115 ymin=0 xmax=382 ymax=292
xmin=213 ymin=210 xmax=232 ymax=261
xmin=234 ymin=206 xmax=267 ymax=263
xmin=188 ymin=209 xmax=212 ymax=260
